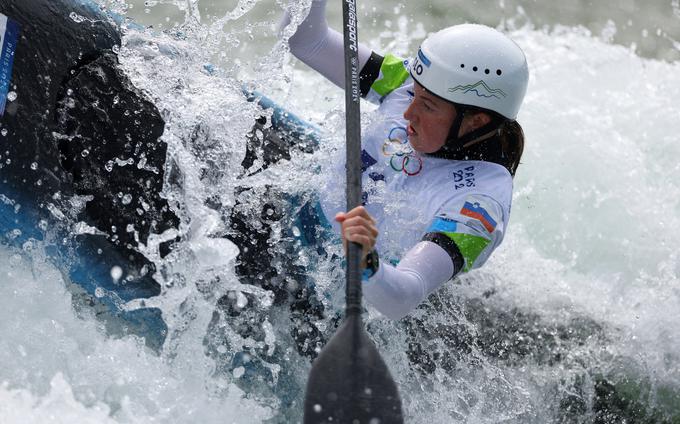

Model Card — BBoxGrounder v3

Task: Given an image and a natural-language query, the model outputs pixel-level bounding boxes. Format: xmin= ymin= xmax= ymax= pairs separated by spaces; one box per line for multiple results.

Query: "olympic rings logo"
xmin=381 ymin=126 xmax=423 ymax=176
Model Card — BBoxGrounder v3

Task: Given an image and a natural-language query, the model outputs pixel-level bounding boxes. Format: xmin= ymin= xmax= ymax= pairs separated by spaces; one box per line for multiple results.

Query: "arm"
xmin=279 ymin=0 xmax=374 ymax=89
xmin=336 ymin=207 xmax=464 ymax=320
xmin=362 ymin=241 xmax=460 ymax=320
xmin=338 ymin=194 xmax=505 ymax=320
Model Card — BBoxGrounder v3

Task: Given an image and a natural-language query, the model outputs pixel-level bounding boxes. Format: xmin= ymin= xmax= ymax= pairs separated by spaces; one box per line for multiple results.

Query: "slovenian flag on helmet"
xmin=460 ymin=201 xmax=497 ymax=233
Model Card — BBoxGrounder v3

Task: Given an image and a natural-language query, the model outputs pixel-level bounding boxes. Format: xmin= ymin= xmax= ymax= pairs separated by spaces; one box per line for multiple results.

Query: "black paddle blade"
xmin=303 ymin=314 xmax=404 ymax=423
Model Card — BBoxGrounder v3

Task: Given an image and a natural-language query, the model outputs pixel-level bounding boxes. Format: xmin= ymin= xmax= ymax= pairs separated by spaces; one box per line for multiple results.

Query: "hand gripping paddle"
xmin=302 ymin=0 xmax=404 ymax=422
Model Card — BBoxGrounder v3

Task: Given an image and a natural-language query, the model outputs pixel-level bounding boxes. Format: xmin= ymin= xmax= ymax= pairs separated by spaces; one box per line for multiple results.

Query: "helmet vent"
xmin=457 ymin=66 xmax=502 ymax=76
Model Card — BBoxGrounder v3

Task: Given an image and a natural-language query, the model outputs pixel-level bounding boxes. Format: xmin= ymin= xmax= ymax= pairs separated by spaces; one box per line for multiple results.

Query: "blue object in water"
xmin=0 ymin=0 xmax=324 ymax=352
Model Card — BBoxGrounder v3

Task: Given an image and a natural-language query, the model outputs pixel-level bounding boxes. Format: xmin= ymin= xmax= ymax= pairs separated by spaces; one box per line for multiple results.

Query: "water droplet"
xmin=110 ymin=266 xmax=123 ymax=283
xmin=122 ymin=194 xmax=133 ymax=205
xmin=38 ymin=220 xmax=48 ymax=231
xmin=113 ymin=95 xmax=120 ymax=105
xmin=30 ymin=162 xmax=38 ymax=170
xmin=94 ymin=287 xmax=106 ymax=298
xmin=232 ymin=366 xmax=245 ymax=378
xmin=69 ymin=12 xmax=85 ymax=23
xmin=1 ymin=129 xmax=7 ymax=136
xmin=313 ymin=404 xmax=322 ymax=413
xmin=105 ymin=160 xmax=114 ymax=172
xmin=6 ymin=91 xmax=17 ymax=102
xmin=292 ymin=226 xmax=301 ymax=237
xmin=81 ymin=149 xmax=90 ymax=158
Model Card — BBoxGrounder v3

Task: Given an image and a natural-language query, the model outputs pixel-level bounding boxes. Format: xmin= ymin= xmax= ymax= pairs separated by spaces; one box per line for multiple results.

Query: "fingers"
xmin=342 ymin=216 xmax=378 ymax=240
xmin=344 ymin=223 xmax=378 ymax=248
xmin=335 ymin=206 xmax=376 ymax=225
xmin=334 ymin=212 xmax=347 ymax=223
xmin=335 ymin=207 xmax=379 ymax=255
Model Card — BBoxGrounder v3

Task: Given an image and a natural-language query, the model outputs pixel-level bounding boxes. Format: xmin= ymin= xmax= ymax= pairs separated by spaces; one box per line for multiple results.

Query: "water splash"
xmin=3 ymin=2 xmax=680 ymax=423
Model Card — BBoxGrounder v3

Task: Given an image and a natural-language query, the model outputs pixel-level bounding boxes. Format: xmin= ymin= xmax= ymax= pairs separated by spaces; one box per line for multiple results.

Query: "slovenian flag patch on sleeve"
xmin=0 ymin=13 xmax=20 ymax=117
xmin=460 ymin=201 xmax=497 ymax=233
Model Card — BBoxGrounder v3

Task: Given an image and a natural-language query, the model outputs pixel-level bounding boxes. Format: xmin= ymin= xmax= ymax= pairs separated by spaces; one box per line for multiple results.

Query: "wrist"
xmin=362 ymin=249 xmax=380 ymax=281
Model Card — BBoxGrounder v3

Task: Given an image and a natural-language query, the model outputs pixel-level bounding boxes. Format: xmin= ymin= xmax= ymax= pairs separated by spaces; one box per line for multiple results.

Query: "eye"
xmin=420 ymin=98 xmax=436 ymax=111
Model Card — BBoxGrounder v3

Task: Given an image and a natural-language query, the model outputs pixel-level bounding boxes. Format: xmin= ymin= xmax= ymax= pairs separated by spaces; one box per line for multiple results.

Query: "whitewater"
xmin=1 ymin=0 xmax=679 ymax=422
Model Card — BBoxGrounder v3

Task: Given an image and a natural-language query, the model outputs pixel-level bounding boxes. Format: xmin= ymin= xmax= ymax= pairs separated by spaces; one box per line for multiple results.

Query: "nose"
xmin=404 ymin=99 xmax=416 ymax=122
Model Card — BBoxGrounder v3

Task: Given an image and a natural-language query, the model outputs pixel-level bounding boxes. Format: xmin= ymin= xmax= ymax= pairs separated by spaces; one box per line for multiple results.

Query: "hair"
xmin=430 ymin=107 xmax=525 ymax=177
xmin=459 ymin=119 xmax=525 ymax=177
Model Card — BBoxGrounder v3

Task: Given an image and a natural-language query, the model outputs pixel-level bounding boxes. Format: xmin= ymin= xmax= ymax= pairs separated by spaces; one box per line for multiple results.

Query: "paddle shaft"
xmin=302 ymin=2 xmax=405 ymax=421
xmin=342 ymin=0 xmax=363 ymax=318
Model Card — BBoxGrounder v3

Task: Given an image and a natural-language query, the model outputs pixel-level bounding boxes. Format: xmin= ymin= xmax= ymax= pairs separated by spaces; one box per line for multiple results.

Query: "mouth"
xmin=407 ymin=124 xmax=417 ymax=137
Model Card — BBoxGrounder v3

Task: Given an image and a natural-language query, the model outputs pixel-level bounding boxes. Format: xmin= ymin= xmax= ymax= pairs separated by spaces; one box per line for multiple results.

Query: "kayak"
xmin=0 ymin=0 xmax=319 ymax=351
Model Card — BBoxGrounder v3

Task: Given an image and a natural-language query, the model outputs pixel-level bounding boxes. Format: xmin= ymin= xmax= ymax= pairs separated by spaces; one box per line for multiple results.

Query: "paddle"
xmin=302 ymin=0 xmax=404 ymax=422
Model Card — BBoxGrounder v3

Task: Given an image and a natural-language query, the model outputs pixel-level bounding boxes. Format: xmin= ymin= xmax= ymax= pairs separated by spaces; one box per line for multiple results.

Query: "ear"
xmin=470 ymin=111 xmax=492 ymax=130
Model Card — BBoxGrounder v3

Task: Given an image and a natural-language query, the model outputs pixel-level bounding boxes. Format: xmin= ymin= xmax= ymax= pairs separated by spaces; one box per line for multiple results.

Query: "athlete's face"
xmin=404 ymin=82 xmax=491 ymax=154
xmin=403 ymin=82 xmax=457 ymax=154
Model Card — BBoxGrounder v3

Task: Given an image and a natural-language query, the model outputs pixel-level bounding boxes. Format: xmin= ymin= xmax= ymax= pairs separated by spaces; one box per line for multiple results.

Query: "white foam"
xmin=0 ymin=246 xmax=272 ymax=423
xmin=2 ymin=11 xmax=680 ymax=423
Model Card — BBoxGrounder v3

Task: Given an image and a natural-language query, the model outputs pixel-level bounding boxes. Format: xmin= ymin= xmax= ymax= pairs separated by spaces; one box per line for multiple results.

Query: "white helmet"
xmin=409 ymin=24 xmax=529 ymax=120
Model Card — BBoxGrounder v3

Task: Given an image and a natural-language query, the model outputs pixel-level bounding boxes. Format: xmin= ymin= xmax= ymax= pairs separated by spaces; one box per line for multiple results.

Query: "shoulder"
xmin=420 ymin=161 xmax=514 ymax=271
xmin=364 ymin=54 xmax=413 ymax=104
xmin=426 ymin=160 xmax=513 ymax=220
xmin=428 ymin=160 xmax=512 ymax=196
xmin=452 ymin=161 xmax=512 ymax=191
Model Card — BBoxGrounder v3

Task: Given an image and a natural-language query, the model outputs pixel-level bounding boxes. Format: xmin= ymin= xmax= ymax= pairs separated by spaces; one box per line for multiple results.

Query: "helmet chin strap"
xmin=428 ymin=105 xmax=506 ymax=160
